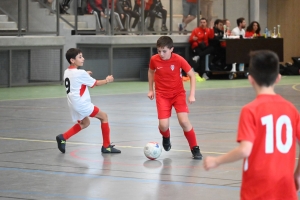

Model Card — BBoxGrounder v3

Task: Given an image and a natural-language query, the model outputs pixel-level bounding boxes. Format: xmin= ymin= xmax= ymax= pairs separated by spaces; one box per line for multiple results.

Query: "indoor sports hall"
xmin=0 ymin=0 xmax=300 ymax=199
xmin=0 ymin=78 xmax=300 ymax=200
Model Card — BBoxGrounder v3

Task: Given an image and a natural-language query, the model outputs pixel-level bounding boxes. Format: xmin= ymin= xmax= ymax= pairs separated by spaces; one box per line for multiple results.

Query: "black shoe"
xmin=191 ymin=146 xmax=202 ymax=160
xmin=161 ymin=25 xmax=168 ymax=31
xmin=56 ymin=134 xmax=66 ymax=153
xmin=147 ymin=27 xmax=155 ymax=32
xmin=101 ymin=144 xmax=121 ymax=153
xmin=162 ymin=137 xmax=171 ymax=151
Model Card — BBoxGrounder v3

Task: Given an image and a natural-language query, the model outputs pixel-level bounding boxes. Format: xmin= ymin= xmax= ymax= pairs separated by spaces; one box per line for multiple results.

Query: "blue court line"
xmin=0 ymin=189 xmax=104 ymax=200
xmin=0 ymin=166 xmax=239 ymax=191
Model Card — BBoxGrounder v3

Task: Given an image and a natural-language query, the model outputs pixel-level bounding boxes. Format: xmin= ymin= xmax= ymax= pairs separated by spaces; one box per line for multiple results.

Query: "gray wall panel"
xmin=11 ymin=50 xmax=29 ymax=85
xmin=113 ymin=48 xmax=150 ymax=79
xmin=79 ymin=47 xmax=109 ymax=80
xmin=30 ymin=49 xmax=61 ymax=81
xmin=0 ymin=51 xmax=9 ymax=86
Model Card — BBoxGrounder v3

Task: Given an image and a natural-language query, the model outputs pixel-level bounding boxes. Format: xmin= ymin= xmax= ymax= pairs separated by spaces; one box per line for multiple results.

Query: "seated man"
xmin=189 ymin=18 xmax=214 ymax=77
xmin=116 ymin=0 xmax=140 ymax=32
xmin=102 ymin=0 xmax=126 ymax=31
xmin=149 ymin=0 xmax=168 ymax=32
xmin=209 ymin=19 xmax=226 ymax=68
xmin=231 ymin=17 xmax=246 ymax=38
xmin=87 ymin=0 xmax=106 ymax=31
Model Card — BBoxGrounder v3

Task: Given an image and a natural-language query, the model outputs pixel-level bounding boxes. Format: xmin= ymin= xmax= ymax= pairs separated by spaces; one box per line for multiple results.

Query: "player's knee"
xmin=80 ymin=118 xmax=90 ymax=129
xmin=159 ymin=124 xmax=169 ymax=132
xmin=179 ymin=120 xmax=190 ymax=130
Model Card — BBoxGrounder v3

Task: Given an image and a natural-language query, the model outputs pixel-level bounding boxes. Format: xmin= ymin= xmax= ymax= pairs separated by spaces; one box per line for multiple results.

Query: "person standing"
xmin=204 ymin=50 xmax=300 ymax=200
xmin=148 ymin=36 xmax=203 ymax=160
xmin=179 ymin=0 xmax=197 ymax=34
xmin=56 ymin=48 xmax=121 ymax=154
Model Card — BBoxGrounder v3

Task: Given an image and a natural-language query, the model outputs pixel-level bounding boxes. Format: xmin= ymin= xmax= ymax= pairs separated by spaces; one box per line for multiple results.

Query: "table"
xmin=223 ymin=38 xmax=283 ymax=64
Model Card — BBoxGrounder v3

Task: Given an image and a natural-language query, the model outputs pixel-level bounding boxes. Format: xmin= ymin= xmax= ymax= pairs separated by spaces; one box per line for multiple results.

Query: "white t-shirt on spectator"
xmin=231 ymin=27 xmax=245 ymax=38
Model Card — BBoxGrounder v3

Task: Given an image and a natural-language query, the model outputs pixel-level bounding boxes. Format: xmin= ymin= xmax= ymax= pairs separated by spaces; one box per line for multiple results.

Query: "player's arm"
xmin=186 ymin=68 xmax=195 ymax=104
xmin=95 ymin=75 xmax=114 ymax=86
xmin=294 ymin=148 xmax=300 ymax=191
xmin=294 ymin=118 xmax=300 ymax=191
xmin=147 ymin=68 xmax=155 ymax=100
xmin=204 ymin=140 xmax=253 ymax=170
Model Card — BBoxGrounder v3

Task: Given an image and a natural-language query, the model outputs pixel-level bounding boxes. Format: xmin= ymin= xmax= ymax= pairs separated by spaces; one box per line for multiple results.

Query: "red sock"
xmin=184 ymin=128 xmax=198 ymax=149
xmin=159 ymin=128 xmax=170 ymax=138
xmin=63 ymin=123 xmax=82 ymax=140
xmin=101 ymin=122 xmax=110 ymax=148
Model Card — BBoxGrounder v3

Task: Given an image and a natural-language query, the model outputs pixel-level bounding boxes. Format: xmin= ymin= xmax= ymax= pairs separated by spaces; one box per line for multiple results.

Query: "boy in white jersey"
xmin=56 ymin=48 xmax=121 ymax=154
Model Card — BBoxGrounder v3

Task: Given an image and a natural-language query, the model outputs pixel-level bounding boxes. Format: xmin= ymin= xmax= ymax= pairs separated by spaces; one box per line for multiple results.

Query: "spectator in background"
xmin=87 ymin=0 xmax=106 ymax=31
xmin=59 ymin=0 xmax=72 ymax=14
xmin=134 ymin=0 xmax=154 ymax=32
xmin=44 ymin=0 xmax=57 ymax=15
xmin=102 ymin=0 xmax=126 ymax=31
xmin=223 ymin=19 xmax=231 ymax=36
xmin=189 ymin=18 xmax=214 ymax=78
xmin=245 ymin=21 xmax=261 ymax=38
xmin=209 ymin=19 xmax=226 ymax=67
xmin=116 ymin=0 xmax=140 ymax=32
xmin=231 ymin=17 xmax=246 ymax=38
xmin=179 ymin=0 xmax=197 ymax=35
xmin=149 ymin=0 xmax=168 ymax=32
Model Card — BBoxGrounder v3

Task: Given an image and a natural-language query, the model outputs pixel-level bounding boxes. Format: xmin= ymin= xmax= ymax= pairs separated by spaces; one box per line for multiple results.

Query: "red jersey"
xmin=149 ymin=53 xmax=191 ymax=98
xmin=189 ymin=27 xmax=214 ymax=49
xmin=136 ymin=0 xmax=153 ymax=10
xmin=245 ymin=31 xmax=261 ymax=38
xmin=187 ymin=0 xmax=197 ymax=2
xmin=237 ymin=94 xmax=300 ymax=200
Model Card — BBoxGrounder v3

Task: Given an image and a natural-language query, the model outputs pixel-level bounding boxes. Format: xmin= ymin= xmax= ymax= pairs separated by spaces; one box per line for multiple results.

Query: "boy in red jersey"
xmin=147 ymin=36 xmax=202 ymax=159
xmin=204 ymin=50 xmax=300 ymax=199
xmin=56 ymin=48 xmax=121 ymax=154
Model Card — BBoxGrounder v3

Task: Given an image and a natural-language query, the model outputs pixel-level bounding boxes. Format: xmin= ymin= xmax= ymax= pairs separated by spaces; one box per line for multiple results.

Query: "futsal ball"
xmin=144 ymin=142 xmax=162 ymax=160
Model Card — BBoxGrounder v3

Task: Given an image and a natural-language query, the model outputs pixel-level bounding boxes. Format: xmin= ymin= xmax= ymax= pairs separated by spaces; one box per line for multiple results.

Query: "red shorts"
xmin=77 ymin=106 xmax=99 ymax=123
xmin=156 ymin=92 xmax=189 ymax=119
xmin=89 ymin=106 xmax=100 ymax=117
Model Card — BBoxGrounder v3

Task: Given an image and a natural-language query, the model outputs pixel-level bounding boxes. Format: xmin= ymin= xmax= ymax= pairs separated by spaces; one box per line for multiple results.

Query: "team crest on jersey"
xmin=170 ymin=65 xmax=175 ymax=71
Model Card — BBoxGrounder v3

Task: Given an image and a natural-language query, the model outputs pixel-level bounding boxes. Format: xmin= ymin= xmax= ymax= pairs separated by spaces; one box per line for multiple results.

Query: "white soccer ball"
xmin=144 ymin=142 xmax=162 ymax=160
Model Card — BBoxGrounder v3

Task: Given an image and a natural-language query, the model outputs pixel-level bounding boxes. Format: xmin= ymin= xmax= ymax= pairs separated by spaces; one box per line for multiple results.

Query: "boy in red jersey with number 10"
xmin=56 ymin=48 xmax=121 ymax=154
xmin=148 ymin=36 xmax=202 ymax=160
xmin=204 ymin=50 xmax=300 ymax=199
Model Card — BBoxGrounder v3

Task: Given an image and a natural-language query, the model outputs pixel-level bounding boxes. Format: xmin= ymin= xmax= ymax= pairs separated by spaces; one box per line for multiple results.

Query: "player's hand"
xmin=100 ymin=11 xmax=106 ymax=18
xmin=188 ymin=95 xmax=195 ymax=104
xmin=87 ymin=71 xmax=92 ymax=76
xmin=106 ymin=75 xmax=114 ymax=83
xmin=121 ymin=14 xmax=124 ymax=19
xmin=204 ymin=156 xmax=219 ymax=171
xmin=147 ymin=91 xmax=154 ymax=100
xmin=193 ymin=36 xmax=198 ymax=41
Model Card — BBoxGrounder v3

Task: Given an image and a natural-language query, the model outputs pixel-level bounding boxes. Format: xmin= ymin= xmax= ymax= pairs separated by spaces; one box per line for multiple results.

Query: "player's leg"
xmin=156 ymin=95 xmax=172 ymax=151
xmin=56 ymin=117 xmax=90 ymax=153
xmin=182 ymin=3 xmax=196 ymax=34
xmin=159 ymin=118 xmax=171 ymax=151
xmin=92 ymin=107 xmax=121 ymax=153
xmin=174 ymin=93 xmax=202 ymax=159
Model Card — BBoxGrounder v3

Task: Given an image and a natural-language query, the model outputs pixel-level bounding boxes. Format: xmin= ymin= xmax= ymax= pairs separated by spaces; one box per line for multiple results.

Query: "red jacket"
xmin=136 ymin=0 xmax=153 ymax=10
xmin=87 ymin=0 xmax=103 ymax=13
xmin=189 ymin=27 xmax=214 ymax=49
xmin=187 ymin=0 xmax=197 ymax=3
